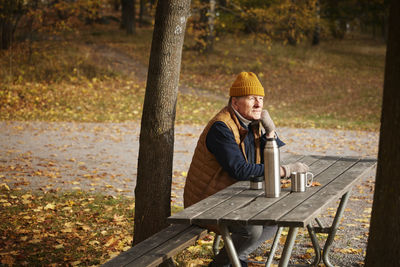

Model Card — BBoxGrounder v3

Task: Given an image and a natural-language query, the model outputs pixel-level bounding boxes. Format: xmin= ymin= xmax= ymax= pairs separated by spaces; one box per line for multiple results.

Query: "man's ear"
xmin=231 ymin=97 xmax=238 ymax=109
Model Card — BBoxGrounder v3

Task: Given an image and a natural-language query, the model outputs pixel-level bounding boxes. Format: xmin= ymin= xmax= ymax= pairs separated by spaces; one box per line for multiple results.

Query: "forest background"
xmin=0 ymin=0 xmax=387 ymax=266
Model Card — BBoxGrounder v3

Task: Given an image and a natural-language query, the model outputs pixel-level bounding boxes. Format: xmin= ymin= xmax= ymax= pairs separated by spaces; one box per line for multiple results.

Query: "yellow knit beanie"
xmin=229 ymin=72 xmax=265 ymax=97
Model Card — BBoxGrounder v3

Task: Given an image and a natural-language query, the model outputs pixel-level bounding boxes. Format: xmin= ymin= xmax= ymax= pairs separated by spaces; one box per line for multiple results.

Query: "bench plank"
xmin=249 ymin=156 xmax=351 ymax=225
xmin=279 ymin=158 xmax=376 ymax=227
xmin=126 ymin=226 xmax=207 ymax=267
xmin=102 ymin=224 xmax=198 ymax=267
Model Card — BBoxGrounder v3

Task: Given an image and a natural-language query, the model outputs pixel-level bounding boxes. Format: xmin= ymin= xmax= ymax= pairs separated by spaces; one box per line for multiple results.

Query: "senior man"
xmin=183 ymin=72 xmax=309 ymax=267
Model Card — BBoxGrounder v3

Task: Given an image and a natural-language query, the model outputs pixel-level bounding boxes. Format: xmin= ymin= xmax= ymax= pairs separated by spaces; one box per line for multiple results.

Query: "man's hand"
xmin=281 ymin=162 xmax=310 ymax=178
xmin=261 ymin=110 xmax=275 ymax=136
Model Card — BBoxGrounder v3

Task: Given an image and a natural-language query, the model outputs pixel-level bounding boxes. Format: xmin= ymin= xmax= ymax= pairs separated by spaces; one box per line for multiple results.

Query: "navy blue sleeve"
xmin=260 ymin=133 xmax=285 ymax=162
xmin=206 ymin=122 xmax=264 ymax=181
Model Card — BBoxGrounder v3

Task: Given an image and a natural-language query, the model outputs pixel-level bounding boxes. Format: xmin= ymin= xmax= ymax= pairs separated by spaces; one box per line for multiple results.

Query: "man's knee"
xmin=230 ymin=225 xmax=264 ymax=241
xmin=261 ymin=225 xmax=278 ymax=240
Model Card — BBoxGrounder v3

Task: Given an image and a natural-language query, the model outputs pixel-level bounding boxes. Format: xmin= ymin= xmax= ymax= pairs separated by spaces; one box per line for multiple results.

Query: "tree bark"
xmin=312 ymin=0 xmax=320 ymax=46
xmin=1 ymin=20 xmax=13 ymax=50
xmin=287 ymin=0 xmax=297 ymax=46
xmin=121 ymin=0 xmax=135 ymax=34
xmin=139 ymin=0 xmax=147 ymax=26
xmin=199 ymin=0 xmax=216 ymax=52
xmin=0 ymin=0 xmax=23 ymax=50
xmin=365 ymin=1 xmax=400 ymax=266
xmin=133 ymin=0 xmax=191 ymax=245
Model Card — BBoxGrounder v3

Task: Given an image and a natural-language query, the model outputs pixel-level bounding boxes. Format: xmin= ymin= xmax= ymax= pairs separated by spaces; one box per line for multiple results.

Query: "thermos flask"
xmin=264 ymin=138 xmax=281 ymax=198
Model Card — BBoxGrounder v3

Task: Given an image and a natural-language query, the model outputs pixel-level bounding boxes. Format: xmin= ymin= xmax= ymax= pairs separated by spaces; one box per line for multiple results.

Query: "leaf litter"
xmin=1 ymin=120 xmax=378 ymax=266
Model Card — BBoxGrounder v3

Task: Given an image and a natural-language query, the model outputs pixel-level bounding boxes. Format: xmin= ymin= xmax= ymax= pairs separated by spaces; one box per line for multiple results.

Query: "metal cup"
xmin=250 ymin=176 xmax=263 ymax=190
xmin=291 ymin=172 xmax=314 ymax=192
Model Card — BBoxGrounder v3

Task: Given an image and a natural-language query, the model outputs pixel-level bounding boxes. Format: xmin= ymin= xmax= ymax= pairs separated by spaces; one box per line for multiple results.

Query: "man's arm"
xmin=206 ymin=122 xmax=264 ymax=181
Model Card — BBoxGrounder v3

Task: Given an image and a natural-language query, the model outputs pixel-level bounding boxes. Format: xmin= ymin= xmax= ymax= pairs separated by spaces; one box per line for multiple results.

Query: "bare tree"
xmin=199 ymin=0 xmax=216 ymax=52
xmin=121 ymin=0 xmax=135 ymax=34
xmin=312 ymin=0 xmax=320 ymax=46
xmin=365 ymin=1 xmax=400 ymax=266
xmin=0 ymin=0 xmax=24 ymax=50
xmin=139 ymin=0 xmax=147 ymax=26
xmin=133 ymin=0 xmax=191 ymax=245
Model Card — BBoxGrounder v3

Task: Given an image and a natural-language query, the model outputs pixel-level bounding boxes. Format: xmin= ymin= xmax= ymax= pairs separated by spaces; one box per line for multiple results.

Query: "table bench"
xmin=168 ymin=154 xmax=377 ymax=267
xmin=101 ymin=224 xmax=207 ymax=267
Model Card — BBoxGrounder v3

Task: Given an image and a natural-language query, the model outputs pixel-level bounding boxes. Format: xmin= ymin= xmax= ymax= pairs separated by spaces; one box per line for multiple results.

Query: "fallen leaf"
xmin=311 ymin=181 xmax=321 ymax=187
xmin=338 ymin=248 xmax=363 ymax=254
xmin=0 ymin=183 xmax=10 ymax=191
xmin=54 ymin=244 xmax=64 ymax=249
xmin=44 ymin=203 xmax=56 ymax=210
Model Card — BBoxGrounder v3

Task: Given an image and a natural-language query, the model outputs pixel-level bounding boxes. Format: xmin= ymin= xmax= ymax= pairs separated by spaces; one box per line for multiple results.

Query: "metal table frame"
xmin=217 ymin=190 xmax=352 ymax=267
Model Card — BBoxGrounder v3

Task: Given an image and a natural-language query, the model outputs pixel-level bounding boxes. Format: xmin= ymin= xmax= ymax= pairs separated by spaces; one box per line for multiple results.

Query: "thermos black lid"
xmin=250 ymin=176 xmax=264 ymax=182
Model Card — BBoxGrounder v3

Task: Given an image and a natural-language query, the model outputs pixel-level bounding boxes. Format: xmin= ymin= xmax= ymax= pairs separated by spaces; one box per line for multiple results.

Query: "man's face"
xmin=232 ymin=95 xmax=264 ymax=121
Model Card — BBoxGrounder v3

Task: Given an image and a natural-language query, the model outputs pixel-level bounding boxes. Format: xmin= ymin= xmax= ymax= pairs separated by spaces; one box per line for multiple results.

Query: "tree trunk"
xmin=287 ymin=0 xmax=297 ymax=46
xmin=0 ymin=0 xmax=23 ymax=50
xmin=365 ymin=1 xmax=400 ymax=266
xmin=1 ymin=20 xmax=13 ymax=50
xmin=133 ymin=0 xmax=191 ymax=245
xmin=199 ymin=0 xmax=216 ymax=52
xmin=312 ymin=0 xmax=320 ymax=46
xmin=121 ymin=0 xmax=135 ymax=34
xmin=139 ymin=0 xmax=147 ymax=26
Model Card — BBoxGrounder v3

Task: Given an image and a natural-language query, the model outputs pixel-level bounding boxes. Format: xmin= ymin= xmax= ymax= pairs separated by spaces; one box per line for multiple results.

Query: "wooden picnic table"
xmin=168 ymin=154 xmax=377 ymax=267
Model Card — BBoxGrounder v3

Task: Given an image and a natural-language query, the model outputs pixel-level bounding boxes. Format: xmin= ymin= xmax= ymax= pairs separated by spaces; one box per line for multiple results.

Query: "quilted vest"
xmin=183 ymin=106 xmax=262 ymax=209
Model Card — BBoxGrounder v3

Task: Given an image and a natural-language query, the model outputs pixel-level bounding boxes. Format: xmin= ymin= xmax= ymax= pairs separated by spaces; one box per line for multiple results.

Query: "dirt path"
xmin=0 ymin=121 xmax=378 ymax=203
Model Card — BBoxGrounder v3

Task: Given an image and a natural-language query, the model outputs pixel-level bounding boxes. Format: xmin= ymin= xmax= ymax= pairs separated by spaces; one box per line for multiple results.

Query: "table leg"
xmin=278 ymin=227 xmax=299 ymax=267
xmin=322 ymin=190 xmax=351 ymax=267
xmin=265 ymin=226 xmax=283 ymax=267
xmin=307 ymin=224 xmax=321 ymax=266
xmin=219 ymin=224 xmax=241 ymax=267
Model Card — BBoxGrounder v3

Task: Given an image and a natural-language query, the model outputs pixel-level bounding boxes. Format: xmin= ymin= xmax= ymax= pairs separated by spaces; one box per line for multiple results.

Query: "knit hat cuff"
xmin=230 ymin=86 xmax=265 ymax=97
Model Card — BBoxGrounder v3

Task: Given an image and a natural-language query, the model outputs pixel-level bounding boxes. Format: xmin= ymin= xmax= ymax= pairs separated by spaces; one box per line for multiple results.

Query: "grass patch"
xmin=0 ymin=187 xmax=134 ymax=265
xmin=0 ymin=186 xmax=189 ymax=266
xmin=0 ymin=23 xmax=385 ymax=130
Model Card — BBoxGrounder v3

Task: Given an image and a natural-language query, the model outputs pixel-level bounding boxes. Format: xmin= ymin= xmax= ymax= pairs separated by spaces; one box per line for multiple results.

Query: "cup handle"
xmin=306 ymin=172 xmax=314 ymax=187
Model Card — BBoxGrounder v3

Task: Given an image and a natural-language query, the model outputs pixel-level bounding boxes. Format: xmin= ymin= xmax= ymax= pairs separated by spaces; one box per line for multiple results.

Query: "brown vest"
xmin=183 ymin=106 xmax=262 ymax=209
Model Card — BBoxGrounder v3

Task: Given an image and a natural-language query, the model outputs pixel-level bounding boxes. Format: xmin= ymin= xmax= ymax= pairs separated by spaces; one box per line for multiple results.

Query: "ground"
xmin=0 ymin=120 xmax=378 ymax=266
xmin=0 ymin=41 xmax=380 ymax=266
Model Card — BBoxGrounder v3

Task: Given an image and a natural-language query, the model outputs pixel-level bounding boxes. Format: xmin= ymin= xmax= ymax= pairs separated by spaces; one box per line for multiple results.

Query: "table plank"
xmin=280 ymin=153 xmax=305 ymax=165
xmin=191 ymin=189 xmax=265 ymax=225
xmin=249 ymin=156 xmax=354 ymax=225
xmin=168 ymin=153 xmax=305 ymax=224
xmin=279 ymin=158 xmax=376 ymax=227
xmin=168 ymin=181 xmax=247 ymax=224
xmin=220 ymin=155 xmax=322 ymax=225
xmin=188 ymin=153 xmax=310 ymax=225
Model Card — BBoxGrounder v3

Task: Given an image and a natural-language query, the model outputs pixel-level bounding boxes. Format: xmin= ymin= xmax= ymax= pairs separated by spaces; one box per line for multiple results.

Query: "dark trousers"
xmin=213 ymin=224 xmax=278 ymax=266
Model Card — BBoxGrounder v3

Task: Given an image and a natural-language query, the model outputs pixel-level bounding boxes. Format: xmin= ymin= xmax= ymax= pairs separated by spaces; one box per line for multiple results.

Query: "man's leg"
xmin=238 ymin=224 xmax=278 ymax=261
xmin=213 ymin=224 xmax=278 ymax=266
